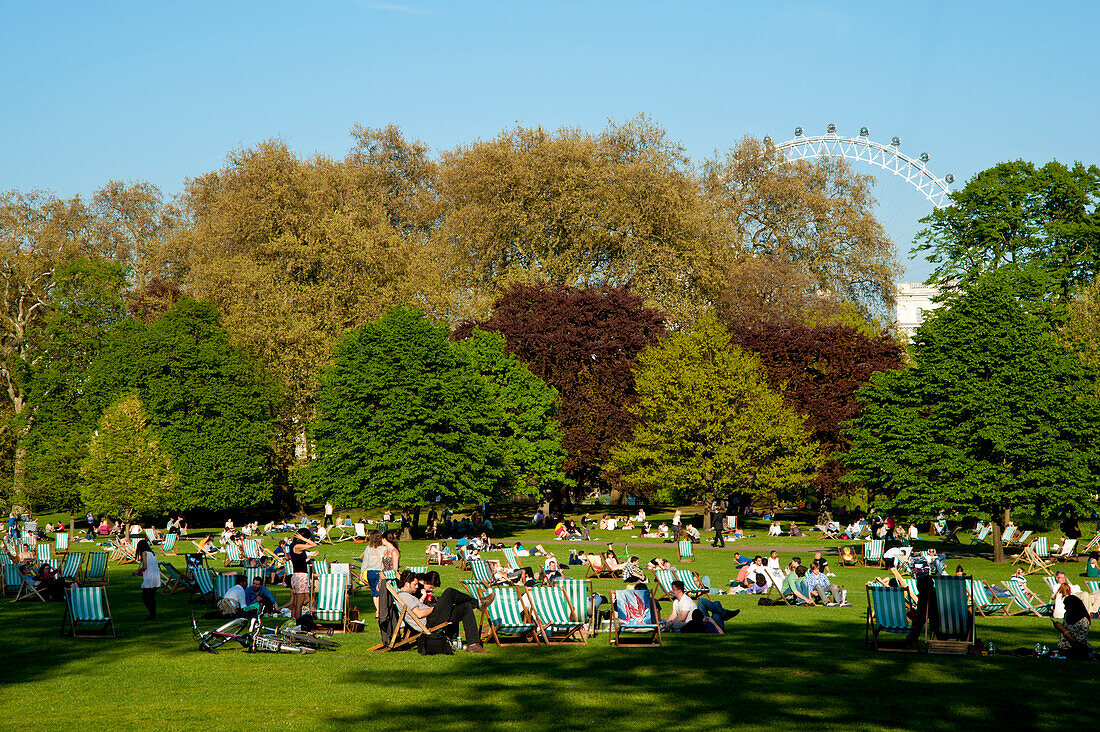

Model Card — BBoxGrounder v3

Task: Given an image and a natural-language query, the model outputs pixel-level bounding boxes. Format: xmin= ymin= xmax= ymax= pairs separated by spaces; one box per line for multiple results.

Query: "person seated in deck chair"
xmin=539 ymin=556 xmax=564 ymax=584
xmin=660 ymin=581 xmax=737 ymax=633
xmin=621 ymin=556 xmax=646 ymax=583
xmin=1053 ymin=595 xmax=1095 ymax=660
xmin=396 ymin=570 xmax=492 ymax=654
xmin=646 ymin=557 xmax=674 ymax=571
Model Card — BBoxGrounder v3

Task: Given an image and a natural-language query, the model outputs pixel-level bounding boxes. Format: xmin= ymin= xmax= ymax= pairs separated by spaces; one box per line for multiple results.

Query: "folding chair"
xmin=481 ymin=587 xmax=539 ymax=645
xmin=13 ymin=570 xmax=47 ymax=602
xmin=927 ymin=576 xmax=975 ymax=654
xmin=36 ymin=544 xmax=52 ymax=565
xmin=584 ymin=554 xmax=617 ymax=579
xmin=1012 ymin=537 xmax=1052 ymax=575
xmin=1083 ymin=531 xmax=1100 ymax=553
xmin=404 ymin=566 xmax=427 ymax=575
xmin=314 ymin=573 xmax=349 ymax=632
xmin=59 ymin=552 xmax=84 ymax=583
xmin=861 ymin=540 xmax=884 ymax=567
xmin=144 ymin=528 xmax=161 ymax=546
xmin=223 ymin=543 xmax=245 ymax=568
xmin=159 ymin=563 xmax=194 ymax=594
xmin=678 ymin=540 xmax=694 ymax=563
xmin=866 ymin=585 xmax=912 ymax=651
xmin=161 ymin=534 xmax=178 ymax=555
xmin=243 ymin=539 xmax=263 ymax=564
xmin=214 ymin=573 xmax=238 ymax=600
xmin=1004 ymin=529 xmax=1032 ymax=549
xmin=243 ymin=567 xmax=266 ymax=586
xmin=55 ymin=533 xmax=70 ymax=554
xmin=556 ymin=577 xmax=594 ymax=636
xmin=1004 ymin=578 xmax=1053 ymax=617
xmin=469 ymin=559 xmax=509 ymax=587
xmin=1053 ymin=538 xmax=1078 ymax=563
xmin=970 ymin=526 xmax=992 ymax=545
xmin=3 ymin=564 xmax=24 ymax=598
xmin=81 ymin=552 xmax=109 ymax=586
xmin=502 ymin=548 xmax=524 ymax=572
xmin=528 ymin=585 xmax=586 ymax=644
xmin=967 ymin=579 xmax=1009 ymax=617
xmin=190 ymin=566 xmax=217 ymax=605
xmin=375 ymin=580 xmax=453 ymax=652
xmin=61 ymin=586 xmax=116 ymax=638
xmin=608 ymin=588 xmax=662 ymax=647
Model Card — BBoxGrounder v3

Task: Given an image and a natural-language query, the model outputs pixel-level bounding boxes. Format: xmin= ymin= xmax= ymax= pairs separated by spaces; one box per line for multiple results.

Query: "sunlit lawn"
xmin=3 ymin=507 xmax=1096 ymax=731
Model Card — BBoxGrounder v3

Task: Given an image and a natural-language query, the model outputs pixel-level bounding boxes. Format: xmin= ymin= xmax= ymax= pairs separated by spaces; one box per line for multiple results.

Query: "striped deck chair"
xmin=111 ymin=539 xmax=138 ymax=565
xmin=652 ymin=568 xmax=708 ymax=601
xmin=59 ymin=552 xmax=84 ymax=583
xmin=723 ymin=515 xmax=738 ymax=536
xmin=967 ymin=579 xmax=1008 ymax=617
xmin=159 ymin=563 xmax=194 ymax=594
xmin=866 ymin=585 xmax=912 ymax=650
xmin=1083 ymin=531 xmax=1100 ymax=553
xmin=556 ymin=578 xmax=594 ymax=636
xmin=375 ymin=580 xmax=454 ymax=652
xmin=243 ymin=567 xmax=266 ymax=586
xmin=13 ymin=568 xmax=47 ymax=602
xmin=55 ymin=533 xmax=70 ymax=554
xmin=1004 ymin=578 xmax=1053 ymax=617
xmin=243 ymin=538 xmax=263 ymax=563
xmin=144 ymin=528 xmax=161 ymax=546
xmin=1053 ymin=538 xmax=1077 ymax=563
xmin=82 ymin=552 xmax=109 ymax=586
xmin=1000 ymin=526 xmax=1017 ymax=546
xmin=190 ymin=566 xmax=217 ymax=604
xmin=971 ymin=520 xmax=987 ymax=535
xmin=862 ymin=540 xmax=885 ymax=567
xmin=528 ymin=585 xmax=586 ymax=644
xmin=970 ymin=525 xmax=992 ymax=545
xmin=214 ymin=573 xmax=238 ymax=600
xmin=675 ymin=569 xmax=710 ymax=597
xmin=1013 ymin=537 xmax=1052 ymax=575
xmin=482 ymin=587 xmax=538 ymax=645
xmin=678 ymin=540 xmax=695 ymax=563
xmin=469 ymin=559 xmax=505 ymax=587
xmin=61 ymin=586 xmax=115 ymax=638
xmin=609 ymin=589 xmax=662 ymax=647
xmin=502 ymin=548 xmax=524 ymax=572
xmin=3 ymin=564 xmax=24 ymax=597
xmin=928 ymin=576 xmax=975 ymax=652
xmin=584 ymin=554 xmax=617 ymax=580
xmin=462 ymin=579 xmax=488 ymax=599
xmin=404 ymin=566 xmax=427 ymax=575
xmin=903 ymin=578 xmax=921 ymax=606
xmin=1004 ymin=529 xmax=1033 ymax=549
xmin=942 ymin=525 xmax=963 ymax=544
xmin=314 ymin=573 xmax=349 ymax=632
xmin=36 ymin=543 xmax=52 ymax=565
xmin=223 ymin=543 xmax=244 ymax=568
xmin=1086 ymin=580 xmax=1100 ymax=594
xmin=161 ymin=533 xmax=178 ymax=555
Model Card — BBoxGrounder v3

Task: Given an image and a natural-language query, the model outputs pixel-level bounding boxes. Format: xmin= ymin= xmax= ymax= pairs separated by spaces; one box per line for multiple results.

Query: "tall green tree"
xmin=1064 ymin=278 xmax=1100 ymax=368
xmin=842 ymin=275 xmax=1100 ymax=562
xmin=454 ymin=329 xmax=569 ymax=499
xmin=609 ymin=314 xmax=819 ymax=504
xmin=916 ymin=160 xmax=1100 ymax=303
xmin=79 ymin=393 xmax=179 ymax=524
xmin=306 ymin=306 xmax=507 ymax=512
xmin=85 ymin=298 xmax=282 ymax=512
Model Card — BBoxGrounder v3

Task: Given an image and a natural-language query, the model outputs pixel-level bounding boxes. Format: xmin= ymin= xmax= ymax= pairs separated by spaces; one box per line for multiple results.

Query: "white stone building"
xmin=895 ymin=282 xmax=942 ymax=341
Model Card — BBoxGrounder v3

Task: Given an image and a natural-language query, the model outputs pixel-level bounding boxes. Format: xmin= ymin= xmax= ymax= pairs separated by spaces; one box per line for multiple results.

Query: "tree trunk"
xmin=608 ymin=487 xmax=625 ymax=505
xmin=12 ymin=436 xmax=27 ymax=509
xmin=411 ymin=506 xmax=421 ymax=540
xmin=991 ymin=517 xmax=1005 ymax=563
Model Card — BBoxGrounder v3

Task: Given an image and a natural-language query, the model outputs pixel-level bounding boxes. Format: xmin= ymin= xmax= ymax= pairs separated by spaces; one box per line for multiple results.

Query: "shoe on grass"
xmin=466 ymin=643 xmax=488 ymax=654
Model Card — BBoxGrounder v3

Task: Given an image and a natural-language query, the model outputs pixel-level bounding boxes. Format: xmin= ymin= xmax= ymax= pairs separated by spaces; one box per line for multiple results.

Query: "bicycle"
xmin=191 ymin=613 xmax=316 ymax=654
xmin=277 ymin=627 xmax=341 ymax=650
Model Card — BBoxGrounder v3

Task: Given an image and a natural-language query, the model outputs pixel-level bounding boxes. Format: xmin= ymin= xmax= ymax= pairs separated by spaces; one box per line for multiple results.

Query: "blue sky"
xmin=2 ymin=1 xmax=1098 ymax=281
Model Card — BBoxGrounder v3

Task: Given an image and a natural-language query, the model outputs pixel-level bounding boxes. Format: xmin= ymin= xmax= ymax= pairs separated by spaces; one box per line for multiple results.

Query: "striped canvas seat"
xmin=904 ymin=578 xmax=920 ymax=602
xmin=191 ymin=567 xmax=216 ymax=604
xmin=214 ymin=573 xmax=237 ymax=600
xmin=82 ymin=552 xmax=109 ymax=585
xmin=36 ymin=544 xmax=52 ymax=564
xmin=609 ymin=589 xmax=661 ymax=646
xmin=866 ymin=585 xmax=910 ymax=649
xmin=966 ymin=579 xmax=1008 ymax=616
xmin=381 ymin=569 xmax=398 ymax=582
xmin=224 ymin=543 xmax=244 ymax=567
xmin=502 ymin=548 xmax=522 ymax=571
xmin=1032 ymin=536 xmax=1049 ymax=558
xmin=678 ymin=540 xmax=694 ymax=562
xmin=970 ymin=526 xmax=991 ymax=545
xmin=159 ymin=563 xmax=192 ymax=594
xmin=862 ymin=540 xmax=885 ymax=566
xmin=60 ymin=552 xmax=84 ymax=582
xmin=243 ymin=567 xmax=266 ymax=586
xmin=469 ymin=559 xmax=497 ymax=586
xmin=62 ymin=586 xmax=115 ymax=637
xmin=161 ymin=534 xmax=178 ymax=555
xmin=144 ymin=528 xmax=160 ymax=545
xmin=528 ymin=585 xmax=585 ymax=644
xmin=653 ymin=569 xmax=677 ymax=600
xmin=55 ymin=533 xmax=69 ymax=553
xmin=404 ymin=566 xmax=427 ymax=575
xmin=1000 ymin=526 xmax=1017 ymax=545
xmin=1006 ymin=529 xmax=1032 ymax=548
xmin=1086 ymin=580 xmax=1100 ymax=594
xmin=556 ymin=578 xmax=593 ymax=632
xmin=243 ymin=539 xmax=263 ymax=562
xmin=314 ymin=573 xmax=348 ymax=630
xmin=312 ymin=560 xmax=331 ymax=575
xmin=675 ymin=569 xmax=708 ymax=596
xmin=462 ymin=579 xmax=488 ymax=599
xmin=930 ymin=576 xmax=974 ymax=645
xmin=483 ymin=587 xmax=537 ymax=644
xmin=2 ymin=564 xmax=23 ymax=596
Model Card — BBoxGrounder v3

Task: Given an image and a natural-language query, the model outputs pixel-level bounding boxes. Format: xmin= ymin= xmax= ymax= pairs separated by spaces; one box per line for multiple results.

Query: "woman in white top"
xmin=133 ymin=539 xmax=161 ymax=620
xmin=672 ymin=509 xmax=682 ymax=527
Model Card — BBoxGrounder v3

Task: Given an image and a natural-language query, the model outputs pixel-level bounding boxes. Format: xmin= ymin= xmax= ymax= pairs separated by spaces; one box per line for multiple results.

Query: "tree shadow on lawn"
xmin=324 ymin=618 xmax=1097 ymax=732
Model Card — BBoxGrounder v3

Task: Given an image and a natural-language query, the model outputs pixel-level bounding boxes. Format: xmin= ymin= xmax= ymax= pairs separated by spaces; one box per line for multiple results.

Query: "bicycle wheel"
xmin=280 ymin=630 xmax=341 ymax=649
xmin=249 ymin=634 xmax=316 ymax=654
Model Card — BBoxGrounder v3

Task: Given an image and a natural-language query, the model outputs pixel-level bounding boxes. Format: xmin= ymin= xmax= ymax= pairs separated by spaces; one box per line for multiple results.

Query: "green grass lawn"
xmin=3 ymin=508 xmax=1098 ymax=731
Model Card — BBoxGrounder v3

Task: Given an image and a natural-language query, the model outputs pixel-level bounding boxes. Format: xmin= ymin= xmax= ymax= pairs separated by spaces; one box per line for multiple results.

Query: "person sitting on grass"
xmin=788 ymin=521 xmax=804 ymax=537
xmin=812 ymin=551 xmax=833 ymax=576
xmin=732 ymin=552 xmax=751 ymax=568
xmin=621 ymin=555 xmax=646 ymax=583
xmin=245 ymin=575 xmax=277 ymax=614
xmin=659 ymin=580 xmax=736 ymax=633
xmin=1053 ymin=595 xmax=1095 ymax=660
xmin=781 ymin=566 xmax=816 ymax=605
xmin=396 ymin=569 xmax=492 ymax=654
xmin=1083 ymin=552 xmax=1100 ymax=578
xmin=805 ymin=560 xmax=849 ymax=606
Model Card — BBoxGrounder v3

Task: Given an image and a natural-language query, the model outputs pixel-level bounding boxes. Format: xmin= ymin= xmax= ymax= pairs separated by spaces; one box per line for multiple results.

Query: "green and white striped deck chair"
xmin=929 ymin=576 xmax=974 ymax=648
xmin=223 ymin=543 xmax=244 ymax=568
xmin=214 ymin=573 xmax=238 ymax=600
xmin=1014 ymin=536 xmax=1052 ymax=575
xmin=1053 ymin=538 xmax=1077 ymax=563
xmin=161 ymin=533 xmax=178 ymax=555
xmin=81 ymin=552 xmax=109 ymax=586
xmin=36 ymin=543 xmax=52 ymax=565
xmin=13 ymin=567 xmax=46 ymax=602
xmin=243 ymin=567 xmax=266 ymax=586
xmin=377 ymin=580 xmax=454 ymax=652
xmin=1084 ymin=531 xmax=1100 ymax=553
xmin=866 ymin=585 xmax=911 ymax=650
xmin=469 ymin=559 xmax=508 ymax=587
xmin=999 ymin=526 xmax=1017 ymax=546
xmin=462 ymin=579 xmax=488 ymax=599
xmin=653 ymin=569 xmax=678 ymax=601
xmin=144 ymin=528 xmax=161 ymax=545
xmin=502 ymin=547 xmax=523 ymax=571
xmin=314 ymin=573 xmax=349 ymax=632
xmin=1041 ymin=575 xmax=1059 ymax=595
xmin=1086 ymin=580 xmax=1100 ymax=594
xmin=970 ymin=525 xmax=992 ymax=545
xmin=62 ymin=586 xmax=115 ymax=637
xmin=190 ymin=566 xmax=217 ymax=604
xmin=609 ymin=589 xmax=662 ymax=647
xmin=971 ymin=520 xmax=987 ymax=535
xmin=55 ymin=533 xmax=69 ymax=554
xmin=381 ymin=569 xmax=398 ymax=582
xmin=243 ymin=538 xmax=263 ymax=563
xmin=482 ymin=587 xmax=538 ymax=645
xmin=862 ymin=540 xmax=885 ymax=567
xmin=528 ymin=585 xmax=586 ymax=644
xmin=404 ymin=566 xmax=427 ymax=575
xmin=159 ymin=563 xmax=193 ymax=594
xmin=1005 ymin=529 xmax=1032 ymax=548
xmin=903 ymin=578 xmax=920 ymax=606
xmin=967 ymin=579 xmax=1008 ymax=617
xmin=556 ymin=578 xmax=593 ymax=635
xmin=1004 ymin=579 xmax=1052 ymax=617
xmin=678 ymin=540 xmax=694 ymax=563
xmin=676 ymin=569 xmax=710 ymax=597
xmin=3 ymin=564 xmax=23 ymax=597
xmin=60 ymin=552 xmax=84 ymax=582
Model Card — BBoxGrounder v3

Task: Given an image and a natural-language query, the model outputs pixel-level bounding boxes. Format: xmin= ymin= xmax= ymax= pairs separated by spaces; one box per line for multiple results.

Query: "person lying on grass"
xmin=646 ymin=557 xmax=674 ymax=571
xmin=397 ymin=570 xmax=492 ymax=654
xmin=659 ymin=580 xmax=739 ymax=633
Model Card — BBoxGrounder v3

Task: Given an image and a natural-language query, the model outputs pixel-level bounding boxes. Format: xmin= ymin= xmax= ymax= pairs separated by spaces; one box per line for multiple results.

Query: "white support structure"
xmin=773 ymin=132 xmax=953 ymax=209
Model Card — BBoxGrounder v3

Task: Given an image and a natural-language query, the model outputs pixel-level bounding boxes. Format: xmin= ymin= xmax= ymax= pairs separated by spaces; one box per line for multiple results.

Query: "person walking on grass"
xmin=323 ymin=500 xmax=334 ymax=529
xmin=133 ymin=539 xmax=161 ymax=620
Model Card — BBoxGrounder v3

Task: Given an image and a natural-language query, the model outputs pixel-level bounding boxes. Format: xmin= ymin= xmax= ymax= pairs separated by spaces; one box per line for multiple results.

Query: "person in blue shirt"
xmin=245 ymin=575 xmax=277 ymax=613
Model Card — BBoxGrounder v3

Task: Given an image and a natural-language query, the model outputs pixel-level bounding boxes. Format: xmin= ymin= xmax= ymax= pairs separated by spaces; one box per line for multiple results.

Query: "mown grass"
xmin=3 ymin=508 xmax=1097 ymax=731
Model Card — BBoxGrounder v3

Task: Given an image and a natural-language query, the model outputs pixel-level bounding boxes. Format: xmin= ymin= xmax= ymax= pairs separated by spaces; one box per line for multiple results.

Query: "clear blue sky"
xmin=3 ymin=1 xmax=1098 ymax=281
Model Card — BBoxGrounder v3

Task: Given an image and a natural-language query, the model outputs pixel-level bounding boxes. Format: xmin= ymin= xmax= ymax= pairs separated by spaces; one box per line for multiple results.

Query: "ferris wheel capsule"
xmin=919 ymin=152 xmax=930 ymax=163
xmin=827 ymin=123 xmax=837 ymax=134
xmin=890 ymin=136 xmax=901 ymax=147
xmin=945 ymin=174 xmax=955 ymax=184
xmin=859 ymin=127 xmax=869 ymax=137
xmin=763 ymin=135 xmax=773 ymax=145
xmin=794 ymin=126 xmax=803 ymax=137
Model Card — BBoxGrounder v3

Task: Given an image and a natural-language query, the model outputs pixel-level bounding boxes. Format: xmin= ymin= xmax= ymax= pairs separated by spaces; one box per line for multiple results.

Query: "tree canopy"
xmin=842 ymin=275 xmax=1100 ymax=562
xmin=610 ymin=313 xmax=818 ymax=504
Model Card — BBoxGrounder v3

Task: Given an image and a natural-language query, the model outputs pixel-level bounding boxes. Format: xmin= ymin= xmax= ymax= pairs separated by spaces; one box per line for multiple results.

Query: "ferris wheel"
xmin=766 ymin=124 xmax=955 ymax=209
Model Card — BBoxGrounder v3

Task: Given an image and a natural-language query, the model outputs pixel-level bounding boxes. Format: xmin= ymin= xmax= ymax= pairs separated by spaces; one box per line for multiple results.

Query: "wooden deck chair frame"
xmin=161 ymin=533 xmax=178 ymax=555
xmin=942 ymin=526 xmax=963 ymax=545
xmin=480 ymin=586 xmax=539 ymax=646
xmin=927 ymin=575 xmax=976 ymax=654
xmin=1004 ymin=529 xmax=1033 ymax=549
xmin=815 ymin=524 xmax=841 ymax=540
xmin=608 ymin=589 xmax=662 ymax=647
xmin=861 ymin=540 xmax=885 ymax=568
xmin=61 ymin=586 xmax=116 ymax=638
xmin=14 ymin=572 xmax=47 ymax=602
xmin=1014 ymin=537 xmax=1053 ymax=575
xmin=111 ymin=539 xmax=139 ymax=565
xmin=1004 ymin=579 xmax=1053 ymax=617
xmin=970 ymin=526 xmax=992 ymax=545
xmin=159 ymin=562 xmax=194 ymax=595
xmin=584 ymin=554 xmax=618 ymax=580
xmin=373 ymin=581 xmax=453 ymax=652
xmin=1053 ymin=538 xmax=1077 ymax=563
xmin=59 ymin=551 xmax=84 ymax=583
xmin=967 ymin=579 xmax=1009 ymax=617
xmin=223 ymin=543 xmax=245 ymax=568
xmin=81 ymin=552 xmax=109 ymax=586
xmin=556 ymin=578 xmax=594 ymax=637
xmin=528 ymin=585 xmax=586 ymax=644
xmin=189 ymin=566 xmax=217 ymax=605
xmin=1083 ymin=531 xmax=1100 ymax=553
xmin=865 ymin=585 xmax=913 ymax=651
xmin=678 ymin=540 xmax=695 ymax=563
xmin=55 ymin=532 xmax=70 ymax=555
